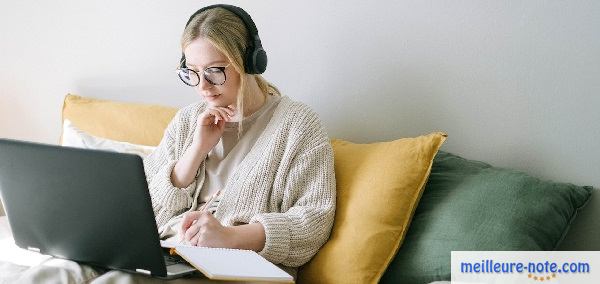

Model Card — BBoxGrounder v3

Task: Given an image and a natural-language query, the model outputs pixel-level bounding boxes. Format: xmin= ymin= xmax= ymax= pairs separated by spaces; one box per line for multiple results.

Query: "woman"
xmin=142 ymin=4 xmax=336 ymax=272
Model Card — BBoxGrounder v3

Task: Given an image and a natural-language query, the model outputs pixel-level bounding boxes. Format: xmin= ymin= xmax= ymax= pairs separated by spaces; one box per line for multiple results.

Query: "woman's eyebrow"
xmin=186 ymin=61 xmax=228 ymax=68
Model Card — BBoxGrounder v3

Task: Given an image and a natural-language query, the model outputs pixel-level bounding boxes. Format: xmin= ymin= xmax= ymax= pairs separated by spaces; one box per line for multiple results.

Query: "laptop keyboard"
xmin=164 ymin=254 xmax=187 ymax=266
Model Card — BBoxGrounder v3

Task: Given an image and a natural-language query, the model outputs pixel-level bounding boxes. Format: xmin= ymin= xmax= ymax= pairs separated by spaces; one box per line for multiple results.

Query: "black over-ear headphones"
xmin=179 ymin=4 xmax=267 ymax=74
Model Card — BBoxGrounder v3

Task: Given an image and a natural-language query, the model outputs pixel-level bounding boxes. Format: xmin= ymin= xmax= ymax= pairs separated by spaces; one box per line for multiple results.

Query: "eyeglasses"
xmin=176 ymin=63 xmax=231 ymax=86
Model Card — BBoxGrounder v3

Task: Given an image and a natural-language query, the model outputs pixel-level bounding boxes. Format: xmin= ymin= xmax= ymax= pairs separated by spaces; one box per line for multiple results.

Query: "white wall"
xmin=1 ymin=0 xmax=599 ymax=188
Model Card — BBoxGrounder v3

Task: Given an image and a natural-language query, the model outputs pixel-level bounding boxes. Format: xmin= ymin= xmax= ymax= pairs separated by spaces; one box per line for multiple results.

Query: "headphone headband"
xmin=180 ymin=4 xmax=267 ymax=74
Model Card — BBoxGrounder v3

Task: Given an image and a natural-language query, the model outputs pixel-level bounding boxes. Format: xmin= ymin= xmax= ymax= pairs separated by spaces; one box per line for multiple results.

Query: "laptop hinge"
xmin=135 ymin=268 xmax=151 ymax=275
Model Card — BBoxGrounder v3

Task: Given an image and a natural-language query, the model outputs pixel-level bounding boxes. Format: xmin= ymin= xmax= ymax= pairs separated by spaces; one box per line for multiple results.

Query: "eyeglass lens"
xmin=178 ymin=67 xmax=226 ymax=86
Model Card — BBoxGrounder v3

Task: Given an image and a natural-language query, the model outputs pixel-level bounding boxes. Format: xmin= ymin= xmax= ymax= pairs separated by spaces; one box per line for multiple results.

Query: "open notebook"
xmin=160 ymin=241 xmax=294 ymax=283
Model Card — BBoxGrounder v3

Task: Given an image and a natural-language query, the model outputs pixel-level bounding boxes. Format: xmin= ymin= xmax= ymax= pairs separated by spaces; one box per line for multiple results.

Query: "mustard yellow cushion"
xmin=298 ymin=132 xmax=447 ymax=284
xmin=61 ymin=94 xmax=178 ymax=146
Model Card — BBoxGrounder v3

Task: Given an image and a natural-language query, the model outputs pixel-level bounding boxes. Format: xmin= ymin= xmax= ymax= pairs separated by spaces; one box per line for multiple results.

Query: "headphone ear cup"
xmin=245 ymin=47 xmax=267 ymax=74
xmin=254 ymin=48 xmax=267 ymax=74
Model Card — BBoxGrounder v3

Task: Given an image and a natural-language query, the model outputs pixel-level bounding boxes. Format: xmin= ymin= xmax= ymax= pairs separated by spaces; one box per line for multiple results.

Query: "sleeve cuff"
xmin=250 ymin=213 xmax=291 ymax=264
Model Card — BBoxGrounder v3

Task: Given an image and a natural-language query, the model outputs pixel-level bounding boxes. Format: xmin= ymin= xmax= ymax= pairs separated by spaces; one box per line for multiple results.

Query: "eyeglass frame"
xmin=175 ymin=63 xmax=231 ymax=86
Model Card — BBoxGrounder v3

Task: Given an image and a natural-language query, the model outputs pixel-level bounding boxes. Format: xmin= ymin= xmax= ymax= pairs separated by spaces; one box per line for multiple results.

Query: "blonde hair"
xmin=180 ymin=7 xmax=280 ymax=124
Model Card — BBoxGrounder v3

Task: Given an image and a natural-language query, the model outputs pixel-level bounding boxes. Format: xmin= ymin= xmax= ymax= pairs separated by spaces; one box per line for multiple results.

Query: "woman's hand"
xmin=180 ymin=211 xmax=237 ymax=248
xmin=170 ymin=106 xmax=236 ymax=188
xmin=193 ymin=106 xmax=237 ymax=154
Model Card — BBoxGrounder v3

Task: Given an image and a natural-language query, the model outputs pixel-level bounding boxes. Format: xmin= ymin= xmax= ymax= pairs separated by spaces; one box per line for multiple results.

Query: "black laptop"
xmin=0 ymin=138 xmax=196 ymax=279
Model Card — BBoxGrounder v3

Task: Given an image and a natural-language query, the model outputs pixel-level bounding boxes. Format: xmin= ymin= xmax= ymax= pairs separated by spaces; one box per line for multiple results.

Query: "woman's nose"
xmin=198 ymin=74 xmax=213 ymax=91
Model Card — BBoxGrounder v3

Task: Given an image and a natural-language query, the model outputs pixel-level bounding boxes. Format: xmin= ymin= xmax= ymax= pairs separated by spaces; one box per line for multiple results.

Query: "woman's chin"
xmin=204 ymin=97 xmax=230 ymax=107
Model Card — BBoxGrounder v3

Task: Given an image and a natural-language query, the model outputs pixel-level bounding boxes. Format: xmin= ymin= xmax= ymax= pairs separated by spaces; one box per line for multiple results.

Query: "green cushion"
xmin=380 ymin=151 xmax=593 ymax=284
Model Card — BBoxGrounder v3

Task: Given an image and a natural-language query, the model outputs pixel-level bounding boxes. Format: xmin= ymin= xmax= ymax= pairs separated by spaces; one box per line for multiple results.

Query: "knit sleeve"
xmin=249 ymin=141 xmax=336 ymax=267
xmin=143 ymin=108 xmax=200 ymax=229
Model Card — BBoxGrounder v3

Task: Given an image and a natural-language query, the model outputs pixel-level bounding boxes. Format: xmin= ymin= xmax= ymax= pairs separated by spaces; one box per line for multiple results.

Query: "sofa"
xmin=0 ymin=94 xmax=598 ymax=284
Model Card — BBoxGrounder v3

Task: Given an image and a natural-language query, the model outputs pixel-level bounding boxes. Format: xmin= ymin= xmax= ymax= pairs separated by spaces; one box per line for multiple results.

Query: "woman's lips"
xmin=204 ymin=94 xmax=221 ymax=100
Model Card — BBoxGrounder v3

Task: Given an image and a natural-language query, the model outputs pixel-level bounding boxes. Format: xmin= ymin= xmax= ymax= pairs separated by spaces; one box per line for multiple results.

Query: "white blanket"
xmin=0 ymin=216 xmax=289 ymax=284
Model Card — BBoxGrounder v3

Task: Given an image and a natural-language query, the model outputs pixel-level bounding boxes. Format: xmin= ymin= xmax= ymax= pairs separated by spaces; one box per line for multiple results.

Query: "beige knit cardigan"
xmin=142 ymin=95 xmax=336 ymax=267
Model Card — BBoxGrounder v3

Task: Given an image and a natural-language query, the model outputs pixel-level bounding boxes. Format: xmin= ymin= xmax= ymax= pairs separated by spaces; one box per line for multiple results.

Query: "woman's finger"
xmin=220 ymin=106 xmax=235 ymax=116
xmin=184 ymin=222 xmax=201 ymax=242
xmin=212 ymin=107 xmax=231 ymax=121
xmin=189 ymin=231 xmax=201 ymax=246
xmin=203 ymin=108 xmax=215 ymax=118
xmin=198 ymin=110 xmax=214 ymax=125
xmin=180 ymin=211 xmax=202 ymax=234
xmin=206 ymin=108 xmax=226 ymax=124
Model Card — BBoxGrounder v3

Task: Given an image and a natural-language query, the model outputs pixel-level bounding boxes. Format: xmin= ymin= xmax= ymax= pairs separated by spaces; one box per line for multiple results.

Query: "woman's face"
xmin=183 ymin=37 xmax=241 ymax=107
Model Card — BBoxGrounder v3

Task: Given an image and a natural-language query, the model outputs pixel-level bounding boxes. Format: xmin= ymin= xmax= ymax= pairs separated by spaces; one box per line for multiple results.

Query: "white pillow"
xmin=61 ymin=119 xmax=156 ymax=158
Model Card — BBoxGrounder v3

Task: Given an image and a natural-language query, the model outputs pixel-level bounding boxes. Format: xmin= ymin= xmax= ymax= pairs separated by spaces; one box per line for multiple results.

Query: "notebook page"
xmin=160 ymin=240 xmax=182 ymax=249
xmin=175 ymin=246 xmax=293 ymax=282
